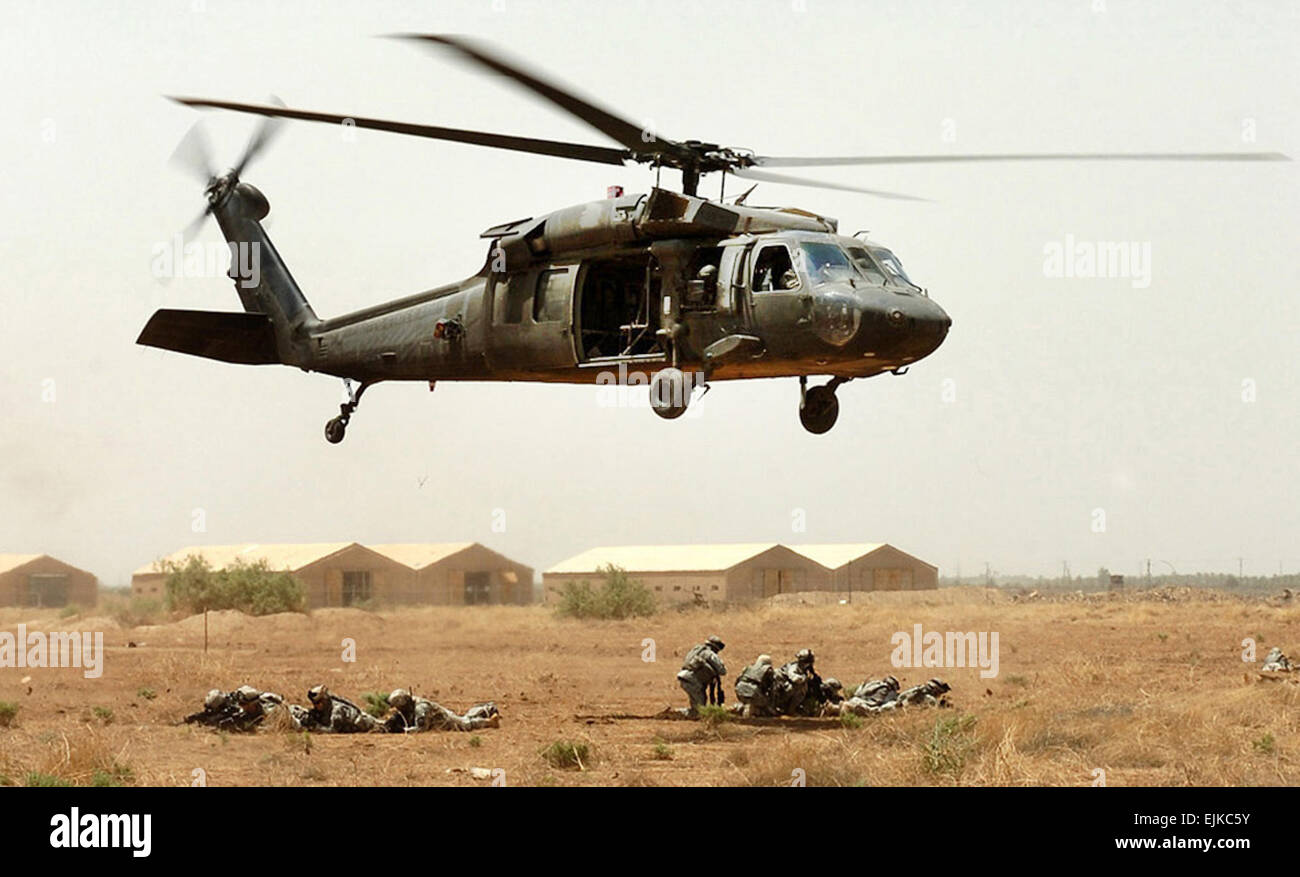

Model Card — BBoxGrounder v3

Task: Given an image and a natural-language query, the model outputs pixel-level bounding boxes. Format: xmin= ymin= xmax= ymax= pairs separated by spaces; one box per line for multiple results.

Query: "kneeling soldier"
xmin=734 ymin=654 xmax=777 ymax=717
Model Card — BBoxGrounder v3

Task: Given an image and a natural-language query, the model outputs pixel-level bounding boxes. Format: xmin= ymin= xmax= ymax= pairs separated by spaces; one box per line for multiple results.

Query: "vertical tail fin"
xmin=211 ymin=181 xmax=318 ymax=366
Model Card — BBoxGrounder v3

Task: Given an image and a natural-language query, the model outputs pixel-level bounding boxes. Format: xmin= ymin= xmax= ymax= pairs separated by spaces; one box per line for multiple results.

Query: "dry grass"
xmin=0 ymin=590 xmax=1297 ymax=785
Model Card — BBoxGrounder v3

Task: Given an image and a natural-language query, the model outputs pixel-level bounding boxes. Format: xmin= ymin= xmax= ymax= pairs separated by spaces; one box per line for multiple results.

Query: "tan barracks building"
xmin=543 ymin=543 xmax=825 ymax=605
xmin=792 ymin=543 xmax=939 ymax=593
xmin=132 ymin=542 xmax=534 ymax=608
xmin=543 ymin=542 xmax=937 ymax=604
xmin=0 ymin=554 xmax=98 ymax=608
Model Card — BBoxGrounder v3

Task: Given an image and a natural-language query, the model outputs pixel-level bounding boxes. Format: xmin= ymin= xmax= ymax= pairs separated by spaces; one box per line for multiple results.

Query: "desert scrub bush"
xmin=26 ymin=772 xmax=72 ymax=787
xmin=468 ymin=735 xmax=483 ymax=748
xmin=1253 ymin=734 xmax=1275 ymax=755
xmin=361 ymin=691 xmax=390 ymax=718
xmin=0 ymin=701 xmax=18 ymax=728
xmin=91 ymin=762 xmax=134 ymax=787
xmin=839 ymin=711 xmax=863 ymax=730
xmin=555 ymin=565 xmax=655 ymax=620
xmin=922 ymin=714 xmax=978 ymax=777
xmin=651 ymin=739 xmax=674 ymax=760
xmin=695 ymin=704 xmax=731 ymax=729
xmin=92 ymin=706 xmax=114 ymax=725
xmin=162 ymin=555 xmax=305 ymax=616
xmin=136 ymin=687 xmax=157 ymax=701
xmin=541 ymin=739 xmax=590 ymax=770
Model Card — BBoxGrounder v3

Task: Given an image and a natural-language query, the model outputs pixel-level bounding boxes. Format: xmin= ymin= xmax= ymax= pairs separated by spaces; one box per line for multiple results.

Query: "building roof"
xmin=132 ymin=543 xmax=359 ymax=576
xmin=546 ymin=544 xmax=786 ymax=575
xmin=368 ymin=543 xmax=477 ymax=569
xmin=0 ymin=554 xmax=44 ymax=574
xmin=789 ymin=543 xmax=936 ymax=570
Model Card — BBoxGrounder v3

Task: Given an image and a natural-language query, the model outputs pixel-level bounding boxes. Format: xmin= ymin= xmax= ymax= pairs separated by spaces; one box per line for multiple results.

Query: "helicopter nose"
xmin=874 ymin=296 xmax=950 ymax=362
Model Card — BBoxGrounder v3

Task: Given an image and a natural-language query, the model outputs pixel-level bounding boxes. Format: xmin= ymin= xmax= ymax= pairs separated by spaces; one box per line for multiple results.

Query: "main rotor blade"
xmin=731 ymin=167 xmax=929 ymax=201
xmin=169 ymin=121 xmax=216 ymax=184
xmin=756 ymin=151 xmax=1291 ymax=167
xmin=394 ymin=34 xmax=677 ymax=156
xmin=231 ymin=95 xmax=286 ymax=178
xmin=169 ymin=96 xmax=632 ymax=166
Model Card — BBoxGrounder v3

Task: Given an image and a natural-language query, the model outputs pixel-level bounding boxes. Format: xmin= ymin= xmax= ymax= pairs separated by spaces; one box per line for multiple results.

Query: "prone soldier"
xmin=383 ymin=689 xmax=501 ymax=732
xmin=183 ymin=688 xmax=237 ymax=727
xmin=299 ymin=684 xmax=380 ymax=733
xmin=1262 ymin=647 xmax=1295 ymax=672
xmin=837 ymin=675 xmax=901 ymax=716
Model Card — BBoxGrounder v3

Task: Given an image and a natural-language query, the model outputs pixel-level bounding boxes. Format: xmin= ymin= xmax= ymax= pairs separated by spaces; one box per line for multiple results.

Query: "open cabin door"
xmin=486 ymin=266 xmax=578 ymax=370
xmin=573 ymin=253 xmax=666 ymax=366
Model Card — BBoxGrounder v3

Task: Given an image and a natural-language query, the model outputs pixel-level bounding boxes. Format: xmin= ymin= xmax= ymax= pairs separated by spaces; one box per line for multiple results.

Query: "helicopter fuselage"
xmin=298 ymin=187 xmax=951 ymax=387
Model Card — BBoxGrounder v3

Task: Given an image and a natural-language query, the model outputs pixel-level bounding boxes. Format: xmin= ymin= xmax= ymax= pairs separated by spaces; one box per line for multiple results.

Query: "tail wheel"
xmin=650 ymin=367 xmax=690 ymax=420
xmin=799 ymin=385 xmax=839 ymax=434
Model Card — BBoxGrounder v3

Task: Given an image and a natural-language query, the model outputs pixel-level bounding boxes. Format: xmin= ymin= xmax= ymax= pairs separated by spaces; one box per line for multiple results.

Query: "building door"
xmin=756 ymin=568 xmax=794 ymax=598
xmin=342 ymin=570 xmax=372 ymax=606
xmin=464 ymin=571 xmax=491 ymax=605
xmin=872 ymin=568 xmax=913 ymax=591
xmin=28 ymin=574 xmax=69 ymax=607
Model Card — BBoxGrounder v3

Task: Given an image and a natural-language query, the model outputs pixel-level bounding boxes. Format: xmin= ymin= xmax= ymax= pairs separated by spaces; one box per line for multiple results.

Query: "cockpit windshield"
xmin=870 ymin=247 xmax=919 ymax=289
xmin=845 ymin=245 xmax=887 ymax=285
xmin=797 ymin=242 xmax=858 ymax=286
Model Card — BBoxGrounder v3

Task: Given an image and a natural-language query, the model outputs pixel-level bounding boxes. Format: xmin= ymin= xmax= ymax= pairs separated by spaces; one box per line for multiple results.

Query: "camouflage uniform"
xmin=183 ymin=688 xmax=237 ymax=727
xmin=677 ymin=635 xmax=726 ymax=714
xmin=384 ymin=688 xmax=500 ymax=732
xmin=300 ymin=684 xmax=379 ymax=733
xmin=883 ymin=678 xmax=951 ymax=710
xmin=1262 ymin=647 xmax=1295 ymax=672
xmin=185 ymin=686 xmax=282 ymax=731
xmin=807 ymin=677 xmax=845 ymax=716
xmin=734 ymin=654 xmax=777 ymax=717
xmin=838 ymin=675 xmax=901 ymax=716
xmin=774 ymin=648 xmax=817 ymax=716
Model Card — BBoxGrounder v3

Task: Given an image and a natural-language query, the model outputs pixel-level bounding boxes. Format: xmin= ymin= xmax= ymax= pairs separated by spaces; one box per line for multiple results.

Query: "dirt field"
xmin=2 ymin=587 xmax=1298 ymax=786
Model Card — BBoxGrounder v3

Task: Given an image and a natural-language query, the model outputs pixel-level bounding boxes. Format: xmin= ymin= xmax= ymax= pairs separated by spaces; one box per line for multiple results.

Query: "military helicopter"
xmin=140 ymin=34 xmax=1287 ymax=442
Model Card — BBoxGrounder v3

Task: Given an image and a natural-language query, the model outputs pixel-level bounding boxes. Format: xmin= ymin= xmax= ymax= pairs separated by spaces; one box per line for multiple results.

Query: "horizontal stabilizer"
xmin=137 ymin=309 xmax=280 ymax=364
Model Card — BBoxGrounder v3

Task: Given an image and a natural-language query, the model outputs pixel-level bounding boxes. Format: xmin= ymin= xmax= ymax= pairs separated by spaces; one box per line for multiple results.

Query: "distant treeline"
xmin=941 ymin=570 xmax=1300 ymax=593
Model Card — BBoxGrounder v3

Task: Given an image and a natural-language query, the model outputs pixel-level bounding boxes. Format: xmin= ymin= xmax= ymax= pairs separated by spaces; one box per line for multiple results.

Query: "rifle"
xmin=707 ymin=676 xmax=725 ymax=706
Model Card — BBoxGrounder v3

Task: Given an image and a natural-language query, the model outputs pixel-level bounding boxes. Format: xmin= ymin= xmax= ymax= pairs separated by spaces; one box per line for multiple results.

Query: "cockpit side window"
xmin=845 ymin=246 xmax=887 ymax=285
xmin=752 ymin=244 xmax=798 ymax=292
xmin=870 ymin=247 xmax=919 ymax=289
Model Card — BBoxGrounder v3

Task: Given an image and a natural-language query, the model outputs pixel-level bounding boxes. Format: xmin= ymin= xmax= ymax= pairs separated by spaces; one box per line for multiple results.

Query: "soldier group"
xmin=183 ymin=684 xmax=500 ymax=734
xmin=677 ymin=634 xmax=951 ymax=718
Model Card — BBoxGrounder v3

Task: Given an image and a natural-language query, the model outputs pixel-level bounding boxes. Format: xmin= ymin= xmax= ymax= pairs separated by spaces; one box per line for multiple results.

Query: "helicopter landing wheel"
xmin=799 ymin=384 xmax=840 ymax=434
xmin=325 ymin=415 xmax=348 ymax=444
xmin=650 ymin=367 xmax=690 ymax=420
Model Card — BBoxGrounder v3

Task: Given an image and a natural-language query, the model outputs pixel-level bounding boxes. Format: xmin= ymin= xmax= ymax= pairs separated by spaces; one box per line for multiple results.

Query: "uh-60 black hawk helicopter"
xmin=140 ymin=35 xmax=1287 ymax=442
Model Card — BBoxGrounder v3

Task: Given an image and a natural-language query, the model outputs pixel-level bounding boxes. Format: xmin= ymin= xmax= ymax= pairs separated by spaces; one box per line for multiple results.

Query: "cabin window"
xmin=533 ymin=269 xmax=568 ymax=322
xmin=752 ymin=245 xmax=798 ymax=292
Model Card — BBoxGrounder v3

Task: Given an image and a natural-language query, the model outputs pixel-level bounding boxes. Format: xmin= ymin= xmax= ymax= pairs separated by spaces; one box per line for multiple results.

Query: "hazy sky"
xmin=2 ymin=0 xmax=1297 ymax=587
